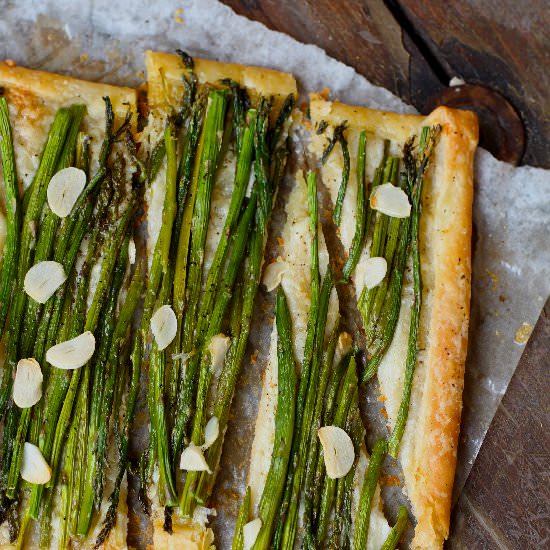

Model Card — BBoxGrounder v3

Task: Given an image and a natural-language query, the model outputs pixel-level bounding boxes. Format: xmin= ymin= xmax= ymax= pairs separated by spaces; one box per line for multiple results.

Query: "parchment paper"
xmin=1 ymin=0 xmax=550 ymax=545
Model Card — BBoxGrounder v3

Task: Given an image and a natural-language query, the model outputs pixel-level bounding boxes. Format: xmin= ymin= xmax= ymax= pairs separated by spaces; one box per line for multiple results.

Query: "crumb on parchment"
xmin=514 ymin=322 xmax=533 ymax=344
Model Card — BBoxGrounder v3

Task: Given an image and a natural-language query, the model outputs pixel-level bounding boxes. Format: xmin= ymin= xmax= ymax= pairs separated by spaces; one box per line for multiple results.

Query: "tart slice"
xmin=141 ymin=50 xmax=297 ymax=549
xmin=0 ymin=61 xmax=140 ymax=548
xmin=308 ymin=95 xmax=478 ymax=548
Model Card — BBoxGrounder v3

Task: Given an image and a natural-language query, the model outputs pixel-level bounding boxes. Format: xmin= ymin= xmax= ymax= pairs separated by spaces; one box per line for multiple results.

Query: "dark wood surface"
xmin=221 ymin=1 xmax=550 ymax=547
xmin=448 ymin=298 xmax=550 ymax=549
xmin=222 ymin=0 xmax=549 ymax=168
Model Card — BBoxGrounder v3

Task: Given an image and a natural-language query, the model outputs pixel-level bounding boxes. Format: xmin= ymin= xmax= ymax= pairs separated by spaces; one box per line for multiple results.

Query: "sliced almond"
xmin=201 ymin=416 xmax=219 ymax=450
xmin=192 ymin=505 xmax=216 ymax=526
xmin=20 ymin=442 xmax=51 ymax=484
xmin=262 ymin=260 xmax=287 ymax=292
xmin=318 ymin=426 xmax=355 ymax=479
xmin=208 ymin=334 xmax=230 ymax=371
xmin=46 ymin=331 xmax=96 ymax=370
xmin=243 ymin=518 xmax=262 ymax=550
xmin=24 ymin=261 xmax=67 ymax=304
xmin=370 ymin=183 xmax=411 ymax=218
xmin=47 ymin=167 xmax=86 ymax=218
xmin=13 ymin=358 xmax=43 ymax=408
xmin=128 ymin=238 xmax=136 ymax=265
xmin=179 ymin=443 xmax=212 ymax=473
xmin=363 ymin=257 xmax=387 ymax=290
xmin=151 ymin=305 xmax=177 ymax=351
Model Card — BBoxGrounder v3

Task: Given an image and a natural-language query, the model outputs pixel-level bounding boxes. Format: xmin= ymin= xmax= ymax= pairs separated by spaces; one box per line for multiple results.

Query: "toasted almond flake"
xmin=363 ymin=257 xmax=387 ymax=289
xmin=201 ymin=416 xmax=219 ymax=450
xmin=128 ymin=238 xmax=136 ymax=264
xmin=46 ymin=331 xmax=96 ymax=370
xmin=334 ymin=332 xmax=353 ymax=367
xmin=262 ymin=260 xmax=287 ymax=291
xmin=243 ymin=518 xmax=262 ymax=550
xmin=151 ymin=305 xmax=177 ymax=351
xmin=370 ymin=183 xmax=411 ymax=218
xmin=208 ymin=334 xmax=230 ymax=371
xmin=179 ymin=443 xmax=212 ymax=473
xmin=24 ymin=261 xmax=67 ymax=304
xmin=47 ymin=167 xmax=86 ymax=218
xmin=318 ymin=426 xmax=355 ymax=479
xmin=449 ymin=76 xmax=466 ymax=87
xmin=20 ymin=443 xmax=51 ymax=484
xmin=13 ymin=358 xmax=43 ymax=408
xmin=193 ymin=505 xmax=216 ymax=526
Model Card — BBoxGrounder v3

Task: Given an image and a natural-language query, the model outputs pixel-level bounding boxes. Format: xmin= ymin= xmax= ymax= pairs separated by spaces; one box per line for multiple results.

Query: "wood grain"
xmin=222 ymin=0 xmax=550 ymax=167
xmin=393 ymin=0 xmax=550 ymax=167
xmin=221 ymin=0 xmax=412 ymax=101
xmin=448 ymin=298 xmax=550 ymax=549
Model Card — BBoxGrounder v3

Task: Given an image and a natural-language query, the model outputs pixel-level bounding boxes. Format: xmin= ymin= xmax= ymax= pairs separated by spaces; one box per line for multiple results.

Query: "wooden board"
xmin=222 ymin=0 xmax=548 ymax=167
xmin=448 ymin=297 xmax=550 ymax=549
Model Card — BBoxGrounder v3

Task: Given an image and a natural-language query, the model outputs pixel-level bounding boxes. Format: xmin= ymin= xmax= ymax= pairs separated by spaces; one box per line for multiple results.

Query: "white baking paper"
xmin=1 ymin=0 xmax=549 ymax=545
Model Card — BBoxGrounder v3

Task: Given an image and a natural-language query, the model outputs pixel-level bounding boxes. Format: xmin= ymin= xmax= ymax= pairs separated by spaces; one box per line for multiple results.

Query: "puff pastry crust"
xmin=0 ymin=54 xmax=476 ymax=549
xmin=145 ymin=50 xmax=297 ymax=113
xmin=0 ymin=60 xmax=136 ymax=550
xmin=309 ymin=94 xmax=478 ymax=550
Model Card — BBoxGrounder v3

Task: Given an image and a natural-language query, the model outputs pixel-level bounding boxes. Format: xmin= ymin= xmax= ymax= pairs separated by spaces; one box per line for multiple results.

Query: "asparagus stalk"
xmin=311 ymin=351 xmax=351 ymax=526
xmin=145 ymin=125 xmax=179 ymax=506
xmin=135 ymin=122 xmax=181 ymax=496
xmin=166 ymin=100 xmax=204 ymax=418
xmin=342 ymin=130 xmax=367 ymax=281
xmin=388 ymin=125 xmax=440 ymax=457
xmin=180 ymin=193 xmax=257 ymax=514
xmin=380 ymin=506 xmax=408 ymax=550
xmin=57 ymin=371 xmax=86 ymax=549
xmin=0 ymin=98 xmax=21 ymax=337
xmin=171 ymin=89 xmax=228 ymax=459
xmin=94 ymin=258 xmax=143 ymax=494
xmin=171 ymin=96 xmax=205 ymax=341
xmin=269 ymin=94 xmax=295 ymax=153
xmin=329 ymin=390 xmax=363 ymax=550
xmin=77 ymin=235 xmax=131 ymax=534
xmin=20 ymin=104 xmax=86 ymax=358
xmin=196 ymin=109 xmax=290 ymax=495
xmin=364 ymin=158 xmax=402 ymax=346
xmin=2 ymin=106 xmax=85 ymax=504
xmin=321 ymin=122 xmax=349 ymax=226
xmin=353 ymin=439 xmax=387 ymax=549
xmin=193 ymin=109 xmax=256 ymax=351
xmin=232 ymin=486 xmax=252 ymax=550
xmin=301 ymin=323 xmax=340 ymax=543
xmin=0 ymin=107 xmax=73 ymax=418
xmin=193 ymin=128 xmax=287 ymax=502
xmin=252 ymin=287 xmax=297 ymax=550
xmin=272 ymin=170 xmax=321 ymax=548
xmin=173 ymin=106 xmax=257 ymax=451
xmin=316 ymin=356 xmax=358 ymax=543
xmin=358 ymin=155 xmax=395 ymax=326
xmin=95 ymin=263 xmax=144 ymax=546
xmin=27 ymin=182 xmax=135 ymax=524
xmin=277 ymin=270 xmax=334 ymax=550
xmin=361 ymin=211 xmax=411 ymax=383
xmin=0 ymin=401 xmax=18 ymax=531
